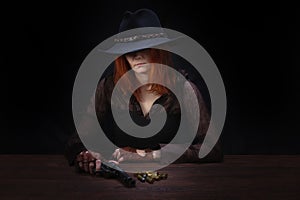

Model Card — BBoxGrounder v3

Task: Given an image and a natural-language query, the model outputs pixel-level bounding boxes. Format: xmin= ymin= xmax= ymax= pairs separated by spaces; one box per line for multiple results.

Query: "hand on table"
xmin=75 ymin=151 xmax=119 ymax=174
xmin=75 ymin=151 xmax=100 ymax=174
xmin=112 ymin=147 xmax=156 ymax=163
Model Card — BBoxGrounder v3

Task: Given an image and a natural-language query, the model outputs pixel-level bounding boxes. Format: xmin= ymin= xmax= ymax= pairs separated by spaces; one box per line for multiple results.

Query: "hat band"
xmin=114 ymin=32 xmax=167 ymax=43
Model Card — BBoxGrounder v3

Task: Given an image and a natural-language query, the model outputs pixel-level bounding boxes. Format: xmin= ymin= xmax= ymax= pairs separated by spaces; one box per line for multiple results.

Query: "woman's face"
xmin=125 ymin=49 xmax=151 ymax=74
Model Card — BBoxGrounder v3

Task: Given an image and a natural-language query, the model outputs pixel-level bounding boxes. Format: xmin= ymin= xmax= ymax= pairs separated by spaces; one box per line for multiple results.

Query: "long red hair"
xmin=113 ymin=48 xmax=176 ymax=101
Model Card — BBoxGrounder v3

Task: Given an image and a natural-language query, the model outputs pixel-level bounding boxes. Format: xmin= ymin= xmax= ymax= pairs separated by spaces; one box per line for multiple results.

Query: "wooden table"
xmin=0 ymin=155 xmax=299 ymax=200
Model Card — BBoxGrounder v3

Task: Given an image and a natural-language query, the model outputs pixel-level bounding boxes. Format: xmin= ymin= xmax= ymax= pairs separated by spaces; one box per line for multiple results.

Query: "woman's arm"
xmin=159 ymin=81 xmax=224 ymax=163
xmin=64 ymin=77 xmax=110 ymax=166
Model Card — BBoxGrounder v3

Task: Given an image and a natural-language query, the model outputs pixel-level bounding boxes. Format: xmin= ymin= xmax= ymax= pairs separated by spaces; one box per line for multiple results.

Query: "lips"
xmin=134 ymin=63 xmax=146 ymax=67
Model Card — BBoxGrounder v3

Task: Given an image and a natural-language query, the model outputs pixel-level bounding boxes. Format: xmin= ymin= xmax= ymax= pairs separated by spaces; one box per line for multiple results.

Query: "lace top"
xmin=64 ymin=73 xmax=223 ymax=165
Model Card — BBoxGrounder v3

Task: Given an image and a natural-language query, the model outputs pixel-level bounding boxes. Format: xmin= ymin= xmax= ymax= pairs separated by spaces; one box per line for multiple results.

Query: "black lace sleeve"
xmin=64 ymin=77 xmax=111 ymax=165
xmin=159 ymin=80 xmax=224 ymax=163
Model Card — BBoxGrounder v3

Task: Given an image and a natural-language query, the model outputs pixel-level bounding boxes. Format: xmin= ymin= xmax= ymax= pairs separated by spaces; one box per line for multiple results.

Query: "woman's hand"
xmin=112 ymin=147 xmax=155 ymax=163
xmin=75 ymin=151 xmax=119 ymax=174
xmin=75 ymin=151 xmax=102 ymax=174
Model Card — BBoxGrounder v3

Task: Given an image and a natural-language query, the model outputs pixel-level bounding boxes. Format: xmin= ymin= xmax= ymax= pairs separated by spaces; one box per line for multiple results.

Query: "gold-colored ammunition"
xmin=151 ymin=172 xmax=160 ymax=180
xmin=137 ymin=174 xmax=146 ymax=182
xmin=135 ymin=171 xmax=168 ymax=183
xmin=160 ymin=173 xmax=168 ymax=179
xmin=145 ymin=176 xmax=154 ymax=184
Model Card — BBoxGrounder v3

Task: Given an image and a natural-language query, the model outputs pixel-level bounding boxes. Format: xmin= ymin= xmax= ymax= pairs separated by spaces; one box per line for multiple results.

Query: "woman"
xmin=65 ymin=9 xmax=223 ymax=174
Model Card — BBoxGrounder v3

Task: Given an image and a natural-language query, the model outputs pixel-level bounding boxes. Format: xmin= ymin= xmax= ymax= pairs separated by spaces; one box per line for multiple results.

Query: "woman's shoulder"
xmin=97 ymin=75 xmax=115 ymax=92
xmin=175 ymin=68 xmax=210 ymax=110
xmin=174 ymin=68 xmax=201 ymax=95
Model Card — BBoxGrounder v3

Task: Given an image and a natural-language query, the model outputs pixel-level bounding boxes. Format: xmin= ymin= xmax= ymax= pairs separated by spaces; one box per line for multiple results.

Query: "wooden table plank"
xmin=0 ymin=155 xmax=299 ymax=200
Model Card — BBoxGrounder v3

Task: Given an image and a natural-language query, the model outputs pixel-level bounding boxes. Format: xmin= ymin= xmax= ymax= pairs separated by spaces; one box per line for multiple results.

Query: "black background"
xmin=2 ymin=1 xmax=299 ymax=154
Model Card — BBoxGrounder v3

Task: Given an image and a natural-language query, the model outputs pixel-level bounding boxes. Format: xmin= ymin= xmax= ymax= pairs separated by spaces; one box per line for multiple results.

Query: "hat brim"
xmin=98 ymin=36 xmax=184 ymax=55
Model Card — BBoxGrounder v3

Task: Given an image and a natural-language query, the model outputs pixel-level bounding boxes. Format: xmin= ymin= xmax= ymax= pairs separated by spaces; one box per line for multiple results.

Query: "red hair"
xmin=113 ymin=49 xmax=176 ymax=101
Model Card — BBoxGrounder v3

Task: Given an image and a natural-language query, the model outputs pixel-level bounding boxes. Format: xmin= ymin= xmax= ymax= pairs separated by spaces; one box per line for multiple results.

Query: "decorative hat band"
xmin=114 ymin=32 xmax=167 ymax=43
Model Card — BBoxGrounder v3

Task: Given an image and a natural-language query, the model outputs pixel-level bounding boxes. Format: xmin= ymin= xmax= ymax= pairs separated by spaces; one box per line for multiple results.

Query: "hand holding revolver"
xmin=75 ymin=150 xmax=118 ymax=174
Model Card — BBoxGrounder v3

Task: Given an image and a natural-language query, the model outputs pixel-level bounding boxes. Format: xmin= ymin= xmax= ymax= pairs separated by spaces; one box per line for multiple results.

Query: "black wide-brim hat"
xmin=99 ymin=9 xmax=183 ymax=55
